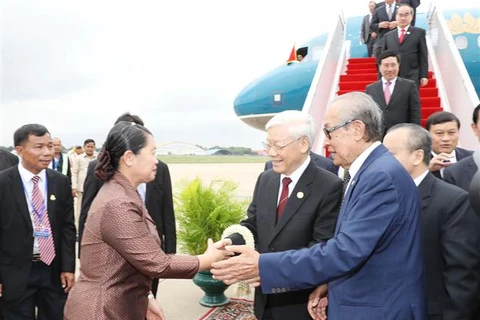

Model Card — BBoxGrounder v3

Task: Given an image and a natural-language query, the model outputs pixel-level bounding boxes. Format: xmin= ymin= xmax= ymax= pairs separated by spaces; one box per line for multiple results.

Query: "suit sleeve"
xmin=418 ymin=28 xmax=428 ymax=79
xmin=78 ymin=161 xmax=101 ymax=250
xmin=161 ymin=164 xmax=177 ymax=254
xmin=370 ymin=10 xmax=380 ymax=33
xmin=310 ymin=177 xmax=342 ymax=246
xmin=441 ymin=193 xmax=480 ymax=319
xmin=409 ymin=81 xmax=421 ymax=125
xmin=101 ymin=199 xmax=199 ymax=279
xmin=361 ymin=17 xmax=366 ymax=42
xmin=60 ymin=176 xmax=76 ymax=273
xmin=258 ymin=171 xmax=401 ymax=292
xmin=239 ymin=173 xmax=263 ymax=246
xmin=443 ymin=169 xmax=457 ymax=186
xmin=71 ymin=157 xmax=79 ymax=190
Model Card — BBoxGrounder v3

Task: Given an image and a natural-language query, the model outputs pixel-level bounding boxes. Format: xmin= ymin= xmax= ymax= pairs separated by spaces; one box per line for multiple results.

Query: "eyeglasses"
xmin=262 ymin=137 xmax=303 ymax=152
xmin=323 ymin=119 xmax=355 ymax=139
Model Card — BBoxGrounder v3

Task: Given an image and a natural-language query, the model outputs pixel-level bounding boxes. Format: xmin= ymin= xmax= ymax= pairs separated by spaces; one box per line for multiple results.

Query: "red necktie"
xmin=399 ymin=28 xmax=405 ymax=43
xmin=384 ymin=81 xmax=392 ymax=104
xmin=32 ymin=176 xmax=56 ymax=265
xmin=277 ymin=177 xmax=292 ymax=220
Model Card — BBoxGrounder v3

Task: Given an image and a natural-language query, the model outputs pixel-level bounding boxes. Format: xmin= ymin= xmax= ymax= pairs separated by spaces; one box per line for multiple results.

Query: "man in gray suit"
xmin=365 ymin=50 xmax=420 ymax=135
xmin=382 ymin=4 xmax=428 ymax=86
xmin=226 ymin=110 xmax=342 ymax=320
xmin=370 ymin=0 xmax=398 ymax=58
xmin=384 ymin=124 xmax=480 ymax=320
xmin=361 ymin=1 xmax=377 ymax=57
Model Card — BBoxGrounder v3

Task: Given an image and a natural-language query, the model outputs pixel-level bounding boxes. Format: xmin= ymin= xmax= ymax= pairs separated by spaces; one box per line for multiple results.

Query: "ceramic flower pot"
xmin=192 ymin=270 xmax=230 ymax=307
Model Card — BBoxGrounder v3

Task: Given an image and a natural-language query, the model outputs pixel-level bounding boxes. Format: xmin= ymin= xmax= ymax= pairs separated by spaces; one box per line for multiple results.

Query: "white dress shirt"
xmin=345 ymin=141 xmax=382 ymax=194
xmin=277 ymin=155 xmax=311 ymax=205
xmin=413 ymin=170 xmax=429 ymax=186
xmin=382 ymin=76 xmax=397 ymax=95
xmin=18 ymin=163 xmax=47 ymax=254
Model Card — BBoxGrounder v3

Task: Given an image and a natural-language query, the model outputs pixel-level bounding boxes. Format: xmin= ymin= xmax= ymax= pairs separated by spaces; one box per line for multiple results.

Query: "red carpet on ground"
xmin=337 ymin=57 xmax=442 ymax=127
xmin=198 ymin=298 xmax=255 ymax=320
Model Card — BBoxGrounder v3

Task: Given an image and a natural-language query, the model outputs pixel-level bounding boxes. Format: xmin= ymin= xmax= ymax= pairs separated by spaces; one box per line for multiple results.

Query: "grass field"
xmin=157 ymin=155 xmax=268 ymax=164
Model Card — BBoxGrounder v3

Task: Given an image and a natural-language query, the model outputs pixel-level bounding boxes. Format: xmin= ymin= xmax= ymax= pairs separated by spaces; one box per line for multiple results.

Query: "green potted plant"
xmin=175 ymin=177 xmax=248 ymax=307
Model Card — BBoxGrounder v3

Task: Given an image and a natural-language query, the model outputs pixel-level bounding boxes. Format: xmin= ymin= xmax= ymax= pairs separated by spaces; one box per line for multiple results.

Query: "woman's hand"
xmin=198 ymin=238 xmax=232 ymax=271
xmin=146 ymin=296 xmax=166 ymax=320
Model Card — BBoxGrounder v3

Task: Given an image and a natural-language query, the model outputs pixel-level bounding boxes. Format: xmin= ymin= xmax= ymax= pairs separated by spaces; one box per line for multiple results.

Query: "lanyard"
xmin=22 ymin=175 xmax=48 ymax=225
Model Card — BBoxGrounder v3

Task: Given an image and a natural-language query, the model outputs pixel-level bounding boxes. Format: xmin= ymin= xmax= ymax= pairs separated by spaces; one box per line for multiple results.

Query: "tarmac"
xmin=77 ymin=162 xmax=263 ymax=320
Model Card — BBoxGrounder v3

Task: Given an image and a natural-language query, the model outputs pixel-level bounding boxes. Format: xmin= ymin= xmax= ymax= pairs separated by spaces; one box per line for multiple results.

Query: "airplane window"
xmin=311 ymin=46 xmax=324 ymax=61
xmin=454 ymin=36 xmax=468 ymax=50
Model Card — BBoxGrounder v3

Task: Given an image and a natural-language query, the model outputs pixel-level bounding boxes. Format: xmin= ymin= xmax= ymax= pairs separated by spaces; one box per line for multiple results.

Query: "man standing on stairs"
xmin=365 ymin=51 xmax=420 ymax=135
xmin=361 ymin=1 xmax=377 ymax=57
xmin=426 ymin=111 xmax=473 ymax=179
xmin=382 ymin=4 xmax=429 ymax=87
xmin=370 ymin=0 xmax=398 ymax=58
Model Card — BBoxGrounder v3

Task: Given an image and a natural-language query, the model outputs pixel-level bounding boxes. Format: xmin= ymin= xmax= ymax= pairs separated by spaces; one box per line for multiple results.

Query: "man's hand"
xmin=429 ymin=153 xmax=454 ymax=172
xmin=371 ymin=32 xmax=377 ymax=39
xmin=379 ymin=21 xmax=390 ymax=28
xmin=389 ymin=21 xmax=398 ymax=29
xmin=72 ymin=189 xmax=77 ymax=197
xmin=308 ymin=285 xmax=328 ymax=320
xmin=146 ymin=297 xmax=166 ymax=320
xmin=211 ymin=245 xmax=260 ymax=285
xmin=60 ymin=272 xmax=75 ymax=293
xmin=420 ymin=78 xmax=428 ymax=87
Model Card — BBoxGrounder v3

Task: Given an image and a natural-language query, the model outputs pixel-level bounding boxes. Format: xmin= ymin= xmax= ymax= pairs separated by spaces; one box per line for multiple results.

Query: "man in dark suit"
xmin=426 ymin=111 xmax=473 ymax=179
xmin=384 ymin=123 xmax=480 ymax=320
xmin=443 ymin=104 xmax=480 ymax=191
xmin=78 ymin=113 xmax=176 ymax=297
xmin=264 ymin=151 xmax=338 ymax=175
xmin=0 ymin=124 xmax=76 ymax=320
xmin=0 ymin=149 xmax=19 ymax=319
xmin=361 ymin=1 xmax=377 ymax=57
xmin=212 ymin=92 xmax=427 ymax=320
xmin=382 ymin=4 xmax=428 ymax=86
xmin=0 ymin=149 xmax=19 ymax=171
xmin=370 ymin=0 xmax=398 ymax=58
xmin=366 ymin=50 xmax=420 ymax=134
xmin=226 ymin=110 xmax=342 ymax=320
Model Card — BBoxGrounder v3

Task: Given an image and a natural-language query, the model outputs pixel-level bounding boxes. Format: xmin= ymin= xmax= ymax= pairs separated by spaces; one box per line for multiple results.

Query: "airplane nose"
xmin=234 ymin=63 xmax=315 ymax=131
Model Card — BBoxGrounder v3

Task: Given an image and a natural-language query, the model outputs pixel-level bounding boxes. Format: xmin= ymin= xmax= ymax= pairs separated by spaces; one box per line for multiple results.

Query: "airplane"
xmin=233 ymin=1 xmax=480 ymax=151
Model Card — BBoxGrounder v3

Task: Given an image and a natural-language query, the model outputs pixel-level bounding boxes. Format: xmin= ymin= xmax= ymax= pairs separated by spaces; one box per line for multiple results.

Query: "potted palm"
xmin=175 ymin=177 xmax=248 ymax=307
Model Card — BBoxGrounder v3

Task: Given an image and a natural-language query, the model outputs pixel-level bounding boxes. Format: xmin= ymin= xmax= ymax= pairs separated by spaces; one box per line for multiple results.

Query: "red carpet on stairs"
xmin=337 ymin=57 xmax=442 ymax=127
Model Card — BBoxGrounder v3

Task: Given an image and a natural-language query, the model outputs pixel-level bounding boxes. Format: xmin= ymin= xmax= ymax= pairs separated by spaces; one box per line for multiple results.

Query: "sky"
xmin=0 ymin=0 xmax=462 ymax=149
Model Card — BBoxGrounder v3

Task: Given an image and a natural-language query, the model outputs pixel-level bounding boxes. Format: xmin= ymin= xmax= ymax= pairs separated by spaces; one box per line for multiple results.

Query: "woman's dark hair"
xmin=95 ymin=121 xmax=152 ymax=181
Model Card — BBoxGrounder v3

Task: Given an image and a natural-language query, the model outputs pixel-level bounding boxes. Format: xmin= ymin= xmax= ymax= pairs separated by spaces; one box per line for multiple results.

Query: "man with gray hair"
xmin=384 ymin=123 xmax=480 ymax=320
xmin=224 ymin=110 xmax=342 ymax=320
xmin=212 ymin=92 xmax=427 ymax=320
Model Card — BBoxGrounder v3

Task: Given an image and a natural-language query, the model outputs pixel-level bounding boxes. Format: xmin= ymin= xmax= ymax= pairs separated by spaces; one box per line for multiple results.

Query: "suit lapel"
xmin=417 ymin=173 xmax=434 ymax=214
xmin=10 ymin=168 xmax=34 ymax=230
xmin=388 ymin=77 xmax=403 ymax=105
xmin=264 ymin=174 xmax=280 ymax=237
xmin=46 ymin=170 xmax=57 ymax=225
xmin=373 ymin=81 xmax=388 ymax=108
xmin=270 ymin=162 xmax=315 ymax=243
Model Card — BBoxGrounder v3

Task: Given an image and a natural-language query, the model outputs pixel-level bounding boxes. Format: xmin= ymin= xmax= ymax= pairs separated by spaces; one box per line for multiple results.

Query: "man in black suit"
xmin=0 ymin=124 xmax=76 ymax=320
xmin=426 ymin=111 xmax=473 ymax=179
xmin=365 ymin=51 xmax=420 ymax=134
xmin=49 ymin=137 xmax=71 ymax=179
xmin=0 ymin=149 xmax=19 ymax=319
xmin=443 ymin=104 xmax=480 ymax=191
xmin=370 ymin=0 xmax=398 ymax=58
xmin=264 ymin=151 xmax=338 ymax=175
xmin=384 ymin=123 xmax=480 ymax=320
xmin=0 ymin=149 xmax=19 ymax=171
xmin=227 ymin=110 xmax=342 ymax=320
xmin=78 ymin=113 xmax=176 ymax=297
xmin=361 ymin=1 xmax=377 ymax=57
xmin=382 ymin=4 xmax=428 ymax=86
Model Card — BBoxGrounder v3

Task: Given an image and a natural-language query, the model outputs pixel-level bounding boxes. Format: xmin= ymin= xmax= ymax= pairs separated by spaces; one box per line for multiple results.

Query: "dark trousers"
xmin=2 ymin=262 xmax=66 ymax=320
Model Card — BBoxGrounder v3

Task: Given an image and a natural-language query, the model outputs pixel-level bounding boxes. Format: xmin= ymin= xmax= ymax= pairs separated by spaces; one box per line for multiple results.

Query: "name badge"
xmin=34 ymin=227 xmax=51 ymax=238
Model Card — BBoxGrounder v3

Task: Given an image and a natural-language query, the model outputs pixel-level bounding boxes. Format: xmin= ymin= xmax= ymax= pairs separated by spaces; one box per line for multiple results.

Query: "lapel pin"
xmin=406 ymin=32 xmax=410 ymax=35
xmin=297 ymin=192 xmax=304 ymax=199
xmin=50 ymin=195 xmax=56 ymax=201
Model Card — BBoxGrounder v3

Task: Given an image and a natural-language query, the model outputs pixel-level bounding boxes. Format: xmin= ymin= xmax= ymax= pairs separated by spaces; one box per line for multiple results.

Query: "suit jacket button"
xmin=281 ymin=288 xmax=286 ymax=293
xmin=272 ymin=289 xmax=276 ymax=293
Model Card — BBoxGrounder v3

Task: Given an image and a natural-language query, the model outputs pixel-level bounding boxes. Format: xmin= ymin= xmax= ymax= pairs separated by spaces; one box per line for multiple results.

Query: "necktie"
xmin=31 ymin=176 xmax=56 ymax=265
xmin=342 ymin=170 xmax=351 ymax=198
xmin=388 ymin=5 xmax=393 ymax=20
xmin=384 ymin=81 xmax=392 ymax=104
xmin=399 ymin=28 xmax=405 ymax=43
xmin=277 ymin=177 xmax=292 ymax=220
